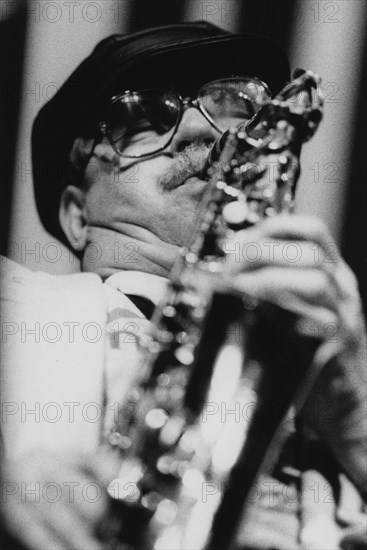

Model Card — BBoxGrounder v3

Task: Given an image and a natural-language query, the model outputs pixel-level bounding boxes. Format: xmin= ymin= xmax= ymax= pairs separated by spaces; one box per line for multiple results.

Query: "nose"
xmin=169 ymin=106 xmax=219 ymax=153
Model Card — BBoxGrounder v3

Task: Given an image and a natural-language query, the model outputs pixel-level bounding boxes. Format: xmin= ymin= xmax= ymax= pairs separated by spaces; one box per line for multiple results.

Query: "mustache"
xmin=158 ymin=142 xmax=212 ymax=190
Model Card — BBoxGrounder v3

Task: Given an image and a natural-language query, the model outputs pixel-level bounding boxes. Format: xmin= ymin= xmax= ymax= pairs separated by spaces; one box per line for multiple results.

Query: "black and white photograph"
xmin=1 ymin=1 xmax=366 ymax=549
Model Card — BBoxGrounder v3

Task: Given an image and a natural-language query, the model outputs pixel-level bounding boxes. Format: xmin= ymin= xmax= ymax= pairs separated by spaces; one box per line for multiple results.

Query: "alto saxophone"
xmin=107 ymin=70 xmax=324 ymax=550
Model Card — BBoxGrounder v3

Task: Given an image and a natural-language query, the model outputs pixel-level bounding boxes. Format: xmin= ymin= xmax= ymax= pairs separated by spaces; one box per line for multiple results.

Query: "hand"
xmin=300 ymin=471 xmax=367 ymax=549
xmin=218 ymin=213 xmax=366 ymax=499
xmin=173 ymin=212 xmax=366 ymax=501
xmin=1 ymin=449 xmax=120 ymax=550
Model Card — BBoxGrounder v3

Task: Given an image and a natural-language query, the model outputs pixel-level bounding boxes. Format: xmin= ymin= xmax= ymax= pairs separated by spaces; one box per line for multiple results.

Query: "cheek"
xmin=83 ymin=159 xmax=163 ymax=225
xmin=84 ymin=179 xmax=118 ymax=222
xmin=121 ymin=161 xmax=205 ymax=242
xmin=82 ymin=153 xmax=203 ymax=245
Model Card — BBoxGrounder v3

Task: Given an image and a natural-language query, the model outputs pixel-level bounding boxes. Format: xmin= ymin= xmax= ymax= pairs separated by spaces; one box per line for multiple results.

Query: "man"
xmin=1 ymin=22 xmax=366 ymax=550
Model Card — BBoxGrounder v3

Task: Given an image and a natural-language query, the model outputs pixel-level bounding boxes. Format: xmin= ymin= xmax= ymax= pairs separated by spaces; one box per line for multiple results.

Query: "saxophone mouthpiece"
xmin=205 ymin=130 xmax=231 ymax=172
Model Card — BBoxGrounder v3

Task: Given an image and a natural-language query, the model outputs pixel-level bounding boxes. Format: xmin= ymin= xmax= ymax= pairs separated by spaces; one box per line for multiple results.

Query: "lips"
xmin=159 ymin=146 xmax=211 ymax=191
xmin=180 ymin=169 xmax=207 ymax=187
xmin=162 ymin=167 xmax=205 ymax=190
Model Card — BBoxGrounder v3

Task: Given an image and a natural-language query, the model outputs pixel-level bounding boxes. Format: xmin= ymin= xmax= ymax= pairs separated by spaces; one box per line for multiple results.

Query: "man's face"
xmin=83 ymin=105 xmax=220 ymax=247
xmin=61 ymin=77 xmax=259 ymax=276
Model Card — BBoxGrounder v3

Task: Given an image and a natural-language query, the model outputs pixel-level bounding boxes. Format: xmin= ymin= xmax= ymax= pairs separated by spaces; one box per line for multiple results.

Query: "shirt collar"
xmin=104 ymin=271 xmax=168 ymax=306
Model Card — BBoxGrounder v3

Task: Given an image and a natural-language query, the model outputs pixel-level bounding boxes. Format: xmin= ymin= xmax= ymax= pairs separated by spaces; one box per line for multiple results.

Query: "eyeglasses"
xmin=99 ymin=77 xmax=272 ymax=158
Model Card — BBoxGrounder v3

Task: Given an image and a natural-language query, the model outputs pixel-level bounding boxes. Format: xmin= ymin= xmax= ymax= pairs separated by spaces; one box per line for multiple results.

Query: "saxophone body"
xmin=107 ymin=70 xmax=324 ymax=550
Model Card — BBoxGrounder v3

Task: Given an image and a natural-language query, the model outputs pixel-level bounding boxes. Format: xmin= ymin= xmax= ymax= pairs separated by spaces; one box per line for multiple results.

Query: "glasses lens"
xmin=106 ymin=90 xmax=180 ymax=157
xmin=198 ymin=78 xmax=272 ymax=131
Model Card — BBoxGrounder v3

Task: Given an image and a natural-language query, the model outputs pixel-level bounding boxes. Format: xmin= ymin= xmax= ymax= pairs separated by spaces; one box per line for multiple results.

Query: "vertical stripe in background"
xmin=129 ymin=0 xmax=186 ymax=31
xmin=8 ymin=0 xmax=133 ymax=274
xmin=288 ymin=0 xmax=366 ymax=314
xmin=342 ymin=29 xmax=367 ymax=315
xmin=0 ymin=0 xmax=27 ymax=256
xmin=288 ymin=1 xmax=366 ymax=244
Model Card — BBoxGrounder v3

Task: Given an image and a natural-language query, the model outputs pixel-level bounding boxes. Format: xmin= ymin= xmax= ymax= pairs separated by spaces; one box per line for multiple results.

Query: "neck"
xmin=81 ymin=225 xmax=180 ymax=279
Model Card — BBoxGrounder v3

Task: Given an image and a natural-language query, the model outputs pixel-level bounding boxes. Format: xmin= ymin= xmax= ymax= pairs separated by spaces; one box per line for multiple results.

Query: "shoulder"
xmin=1 ymin=256 xmax=103 ymax=305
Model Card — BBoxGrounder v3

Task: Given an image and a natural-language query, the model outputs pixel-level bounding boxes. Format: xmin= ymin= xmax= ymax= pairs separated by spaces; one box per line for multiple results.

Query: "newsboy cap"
xmin=32 ymin=21 xmax=290 ymax=245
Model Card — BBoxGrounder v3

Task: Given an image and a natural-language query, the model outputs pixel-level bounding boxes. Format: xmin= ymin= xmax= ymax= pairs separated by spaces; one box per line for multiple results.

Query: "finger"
xmin=41 ymin=504 xmax=104 ymax=550
xmin=18 ymin=451 xmax=112 ymax=527
xmin=300 ymin=469 xmax=342 ymax=549
xmin=224 ymin=238 xmax=339 ymax=274
xmin=224 ymin=215 xmax=342 ymax=275
xmin=62 ymin=450 xmax=121 ymax=526
xmin=59 ymin=466 xmax=111 ymax=526
xmin=249 ymin=214 xmax=337 ymax=251
xmin=4 ymin=476 xmax=106 ymax=550
xmin=17 ymin=477 xmax=107 ymax=549
xmin=11 ymin=523 xmax=66 ymax=550
xmin=4 ymin=500 xmax=68 ymax=550
xmin=77 ymin=449 xmax=120 ymax=490
xmin=337 ymin=474 xmax=366 ymax=528
xmin=333 ymin=260 xmax=364 ymax=313
xmin=232 ymin=267 xmax=340 ymax=316
xmin=340 ymin=528 xmax=367 ymax=550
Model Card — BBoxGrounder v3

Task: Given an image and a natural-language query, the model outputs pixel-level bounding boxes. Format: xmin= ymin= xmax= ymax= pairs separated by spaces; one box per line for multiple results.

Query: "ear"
xmin=59 ymin=185 xmax=88 ymax=252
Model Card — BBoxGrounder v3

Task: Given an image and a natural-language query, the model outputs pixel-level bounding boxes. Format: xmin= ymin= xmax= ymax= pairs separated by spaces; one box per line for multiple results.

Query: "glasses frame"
xmin=99 ymin=77 xmax=272 ymax=159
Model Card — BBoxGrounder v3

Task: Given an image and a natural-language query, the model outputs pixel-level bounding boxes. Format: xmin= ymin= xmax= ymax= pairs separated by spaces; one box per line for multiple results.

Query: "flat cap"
xmin=32 ymin=21 xmax=290 ymax=245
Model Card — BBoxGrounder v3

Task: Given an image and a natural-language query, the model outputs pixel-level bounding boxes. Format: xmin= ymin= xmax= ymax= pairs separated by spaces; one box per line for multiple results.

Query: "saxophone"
xmin=106 ymin=70 xmax=324 ymax=550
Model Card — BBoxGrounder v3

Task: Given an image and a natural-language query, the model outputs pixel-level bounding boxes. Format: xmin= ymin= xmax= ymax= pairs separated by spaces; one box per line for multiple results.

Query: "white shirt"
xmin=101 ymin=271 xmax=168 ymax=439
xmin=0 ymin=258 xmax=168 ymax=457
xmin=104 ymin=270 xmax=168 ymax=306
